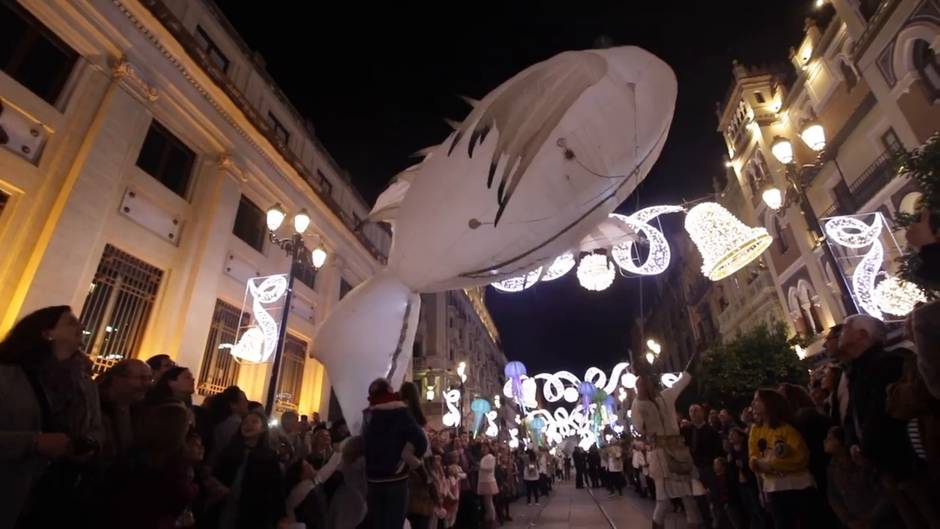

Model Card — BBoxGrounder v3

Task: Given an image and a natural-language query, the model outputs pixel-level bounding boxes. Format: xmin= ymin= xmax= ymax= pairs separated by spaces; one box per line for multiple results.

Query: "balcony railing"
xmin=821 ymin=151 xmax=898 ymax=218
xmin=717 ymin=273 xmax=776 ymax=331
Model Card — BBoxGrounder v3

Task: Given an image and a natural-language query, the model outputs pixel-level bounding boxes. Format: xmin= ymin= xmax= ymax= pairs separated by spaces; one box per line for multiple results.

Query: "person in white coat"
xmin=631 ymin=371 xmax=701 ymax=529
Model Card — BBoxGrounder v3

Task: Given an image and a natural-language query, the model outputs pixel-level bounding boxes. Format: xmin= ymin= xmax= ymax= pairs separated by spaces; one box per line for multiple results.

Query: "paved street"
xmin=503 ymin=479 xmax=694 ymax=529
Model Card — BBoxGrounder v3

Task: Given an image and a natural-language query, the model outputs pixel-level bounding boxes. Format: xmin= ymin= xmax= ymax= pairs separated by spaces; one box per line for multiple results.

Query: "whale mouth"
xmin=457 ymin=117 xmax=672 ymax=281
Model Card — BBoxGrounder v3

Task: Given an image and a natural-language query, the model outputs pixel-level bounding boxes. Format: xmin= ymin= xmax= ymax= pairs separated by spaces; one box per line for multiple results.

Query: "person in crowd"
xmin=708 ymin=409 xmax=723 ymax=433
xmin=210 ymin=410 xmax=285 ymax=529
xmin=708 ymin=457 xmax=743 ymax=529
xmin=362 ymin=378 xmax=428 ymax=529
xmin=205 ymin=385 xmax=249 ymax=468
xmin=836 ymin=314 xmax=939 ymax=528
xmin=748 ymin=388 xmax=815 ymax=529
xmin=630 ymin=442 xmax=649 ymax=498
xmin=607 ymin=440 xmax=625 ymax=497
xmin=563 ymin=453 xmax=572 ymax=481
xmin=145 ymin=354 xmax=175 ymax=382
xmin=442 ymin=463 xmax=464 ymax=528
xmin=777 ymin=382 xmax=835 ymax=520
xmin=0 ymin=306 xmax=102 ymax=529
xmin=717 ymin=409 xmax=737 ymax=439
xmin=495 ymin=451 xmax=514 ymax=524
xmin=587 ymin=445 xmax=602 ymax=489
xmin=477 ymin=442 xmax=499 ymax=528
xmin=726 ymin=426 xmax=765 ymax=529
xmin=824 ymin=426 xmax=901 ymax=529
xmin=398 ymin=381 xmax=438 ymax=529
xmin=905 ymin=208 xmax=940 ymax=398
xmin=284 ymin=458 xmax=327 ymax=529
xmin=631 ymin=370 xmax=702 ymax=529
xmin=272 ymin=410 xmax=309 ymax=467
xmin=821 ymin=364 xmax=842 ymax=419
xmin=739 ymin=407 xmax=755 ymax=429
xmin=523 ymin=449 xmax=541 ymax=505
xmin=97 ymin=402 xmax=197 ymax=529
xmin=98 ymin=359 xmax=152 ymax=466
xmin=684 ymin=403 xmax=724 ymax=528
xmin=143 ymin=366 xmax=195 ymax=408
xmin=573 ymin=446 xmax=587 ymax=489
xmin=428 ymin=454 xmax=449 ymax=529
xmin=328 ymin=434 xmax=368 ymax=529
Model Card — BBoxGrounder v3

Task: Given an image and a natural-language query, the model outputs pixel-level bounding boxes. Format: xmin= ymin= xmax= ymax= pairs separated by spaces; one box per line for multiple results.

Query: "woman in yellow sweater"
xmin=748 ymin=389 xmax=816 ymax=529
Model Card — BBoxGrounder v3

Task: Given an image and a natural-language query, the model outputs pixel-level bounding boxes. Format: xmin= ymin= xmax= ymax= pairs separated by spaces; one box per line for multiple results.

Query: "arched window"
xmin=797 ymin=280 xmax=824 ymax=335
xmin=788 ymin=287 xmax=809 ymax=336
xmin=914 ymin=40 xmax=940 ymax=102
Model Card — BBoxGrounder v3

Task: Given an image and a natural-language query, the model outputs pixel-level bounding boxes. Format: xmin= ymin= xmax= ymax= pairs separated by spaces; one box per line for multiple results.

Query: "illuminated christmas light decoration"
xmin=485 ymin=410 xmax=499 ymax=438
xmin=577 ymin=254 xmax=615 ymax=291
xmin=610 ymin=206 xmax=684 ymax=275
xmin=442 ymin=389 xmax=462 ymax=427
xmin=660 ymin=373 xmax=680 ymax=388
xmin=825 ymin=215 xmax=884 ymax=319
xmin=540 ymin=253 xmax=576 ymax=282
xmin=220 ymin=274 xmax=288 ymax=363
xmin=646 ymin=351 xmax=656 ymax=364
xmin=509 ymin=427 xmax=520 ymax=449
xmin=874 ymin=276 xmax=927 ymax=317
xmin=471 ymin=398 xmax=492 ymax=437
xmin=491 ymin=266 xmax=543 ymax=292
xmin=685 ymin=202 xmax=772 ymax=281
xmin=504 ymin=361 xmax=528 ymax=410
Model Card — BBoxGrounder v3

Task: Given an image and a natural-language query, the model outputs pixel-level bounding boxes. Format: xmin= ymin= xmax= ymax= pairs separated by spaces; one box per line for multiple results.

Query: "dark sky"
xmin=218 ymin=0 xmax=814 ymax=374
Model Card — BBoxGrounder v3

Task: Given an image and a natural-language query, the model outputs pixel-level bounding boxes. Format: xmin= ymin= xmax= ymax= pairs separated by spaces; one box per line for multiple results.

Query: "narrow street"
xmin=504 ymin=479 xmax=693 ymax=529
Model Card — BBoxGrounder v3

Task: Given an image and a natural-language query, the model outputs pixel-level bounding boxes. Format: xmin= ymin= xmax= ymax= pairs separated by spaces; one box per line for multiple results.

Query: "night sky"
xmin=218 ymin=0 xmax=814 ymax=374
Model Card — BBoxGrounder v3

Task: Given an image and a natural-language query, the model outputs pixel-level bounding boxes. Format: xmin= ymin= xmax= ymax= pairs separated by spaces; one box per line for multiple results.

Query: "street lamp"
xmin=763 ymin=126 xmax=857 ymax=317
xmin=262 ymin=203 xmax=329 ymax=415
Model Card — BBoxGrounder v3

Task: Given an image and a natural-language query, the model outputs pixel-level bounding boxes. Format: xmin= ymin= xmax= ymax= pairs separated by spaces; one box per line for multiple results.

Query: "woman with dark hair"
xmin=630 ymin=371 xmax=702 ymax=529
xmin=210 ymin=411 xmax=285 ymax=529
xmin=0 ymin=305 xmax=102 ymax=528
xmin=778 ymin=383 xmax=835 ymax=515
xmin=205 ymin=385 xmax=248 ymax=467
xmin=748 ymin=388 xmax=815 ymax=529
xmin=400 ymin=381 xmax=437 ymax=529
xmin=145 ymin=367 xmax=196 ymax=407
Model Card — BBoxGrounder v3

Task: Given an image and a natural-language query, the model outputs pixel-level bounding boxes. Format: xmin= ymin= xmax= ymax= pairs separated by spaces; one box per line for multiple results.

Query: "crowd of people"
xmin=0 ymin=208 xmax=937 ymax=529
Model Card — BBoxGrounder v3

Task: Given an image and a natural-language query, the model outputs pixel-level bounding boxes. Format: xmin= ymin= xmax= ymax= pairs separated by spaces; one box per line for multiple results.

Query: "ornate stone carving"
xmin=111 ymin=57 xmax=158 ymax=102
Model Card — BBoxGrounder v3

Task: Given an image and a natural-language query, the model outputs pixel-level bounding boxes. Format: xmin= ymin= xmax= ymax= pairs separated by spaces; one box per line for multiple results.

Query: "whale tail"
xmin=314 ymin=269 xmax=421 ymax=433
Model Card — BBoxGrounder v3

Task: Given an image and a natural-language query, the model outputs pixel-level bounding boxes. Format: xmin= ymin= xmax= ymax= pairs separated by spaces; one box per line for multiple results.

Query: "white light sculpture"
xmin=442 ymin=389 xmax=462 ymax=427
xmin=485 ymin=410 xmax=499 ymax=438
xmin=660 ymin=373 xmax=680 ymax=388
xmin=610 ymin=206 xmax=684 ymax=276
xmin=220 ymin=274 xmax=288 ymax=363
xmin=646 ymin=339 xmax=662 ymax=354
xmin=491 ymin=266 xmax=543 ymax=292
xmin=685 ymin=202 xmax=772 ymax=281
xmin=577 ymin=254 xmax=616 ymax=291
xmin=874 ymin=276 xmax=927 ymax=317
xmin=825 ymin=215 xmax=885 ymax=319
xmin=509 ymin=428 xmax=520 ymax=449
xmin=541 ymin=253 xmax=576 ymax=282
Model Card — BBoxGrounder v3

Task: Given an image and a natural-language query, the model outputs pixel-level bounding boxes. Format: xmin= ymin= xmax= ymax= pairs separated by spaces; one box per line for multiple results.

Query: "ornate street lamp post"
xmin=263 ymin=203 xmax=328 ymax=415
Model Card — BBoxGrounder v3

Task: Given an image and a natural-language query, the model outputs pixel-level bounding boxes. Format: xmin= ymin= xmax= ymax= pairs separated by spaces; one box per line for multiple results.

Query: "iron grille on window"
xmin=275 ymin=335 xmax=307 ymax=412
xmin=0 ymin=1 xmax=78 ymax=105
xmin=79 ymin=244 xmax=163 ymax=365
xmin=198 ymin=299 xmax=244 ymax=396
xmin=267 ymin=112 xmax=290 ymax=145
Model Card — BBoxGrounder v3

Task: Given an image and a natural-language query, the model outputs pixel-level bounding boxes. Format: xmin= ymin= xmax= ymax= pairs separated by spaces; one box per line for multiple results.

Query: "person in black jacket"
xmin=362 ymin=378 xmax=428 ymax=529
xmin=573 ymin=447 xmax=587 ymax=489
xmin=836 ymin=314 xmax=938 ymax=529
xmin=683 ymin=404 xmax=723 ymax=529
xmin=210 ymin=410 xmax=285 ymax=529
xmin=587 ymin=446 xmax=602 ymax=488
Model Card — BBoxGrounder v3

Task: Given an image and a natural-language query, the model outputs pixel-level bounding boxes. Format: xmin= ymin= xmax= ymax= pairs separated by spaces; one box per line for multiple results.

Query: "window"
xmin=880 ymin=128 xmax=903 ymax=155
xmin=232 ymin=195 xmax=266 ymax=252
xmin=753 ymin=91 xmax=766 ymax=104
xmin=0 ymin=189 xmax=9 ymax=217
xmin=858 ymin=0 xmax=880 ymax=21
xmin=839 ymin=59 xmax=858 ymax=89
xmin=317 ymin=170 xmax=333 ymax=196
xmin=193 ymin=26 xmax=230 ymax=73
xmin=0 ymin=2 xmax=78 ymax=105
xmin=293 ymin=260 xmax=317 ymax=290
xmin=79 ymin=245 xmax=163 ymax=367
xmin=136 ymin=121 xmax=196 ymax=198
xmin=913 ymin=40 xmax=940 ymax=103
xmin=267 ymin=112 xmax=290 ymax=145
xmin=198 ymin=300 xmax=244 ymax=396
xmin=774 ymin=215 xmax=789 ymax=253
xmin=340 ymin=278 xmax=352 ymax=299
xmin=275 ymin=335 xmax=307 ymax=412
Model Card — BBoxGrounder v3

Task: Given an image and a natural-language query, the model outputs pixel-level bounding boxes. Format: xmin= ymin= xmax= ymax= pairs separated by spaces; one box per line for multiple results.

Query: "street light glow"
xmin=762 ymin=187 xmax=784 ymax=210
xmin=266 ymin=203 xmax=286 ymax=231
xmin=800 ymin=122 xmax=826 ymax=151
xmin=293 ymin=208 xmax=311 ymax=234
xmin=311 ymin=246 xmax=327 ymax=269
xmin=771 ymin=136 xmax=794 ymax=164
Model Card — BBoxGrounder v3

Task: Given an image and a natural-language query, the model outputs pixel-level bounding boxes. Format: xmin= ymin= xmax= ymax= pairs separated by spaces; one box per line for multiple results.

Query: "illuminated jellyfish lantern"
xmin=529 ymin=416 xmax=546 ymax=447
xmin=592 ymin=389 xmax=609 ymax=432
xmin=605 ymin=394 xmax=616 ymax=423
xmin=578 ymin=381 xmax=596 ymax=411
xmin=504 ymin=361 xmax=528 ymax=410
xmin=471 ymin=398 xmax=492 ymax=438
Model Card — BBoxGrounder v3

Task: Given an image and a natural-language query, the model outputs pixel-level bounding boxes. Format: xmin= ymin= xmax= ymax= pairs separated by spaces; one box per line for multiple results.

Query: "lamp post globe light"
xmin=263 ymin=203 xmax=328 ymax=415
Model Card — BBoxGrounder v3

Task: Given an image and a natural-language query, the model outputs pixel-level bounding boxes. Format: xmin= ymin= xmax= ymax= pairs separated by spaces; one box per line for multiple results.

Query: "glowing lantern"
xmin=504 ymin=361 xmax=528 ymax=410
xmin=471 ymin=398 xmax=492 ymax=438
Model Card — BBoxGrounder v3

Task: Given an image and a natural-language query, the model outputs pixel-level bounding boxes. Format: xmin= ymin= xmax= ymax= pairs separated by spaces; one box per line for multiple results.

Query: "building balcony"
xmin=821 ymin=151 xmax=898 ymax=218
